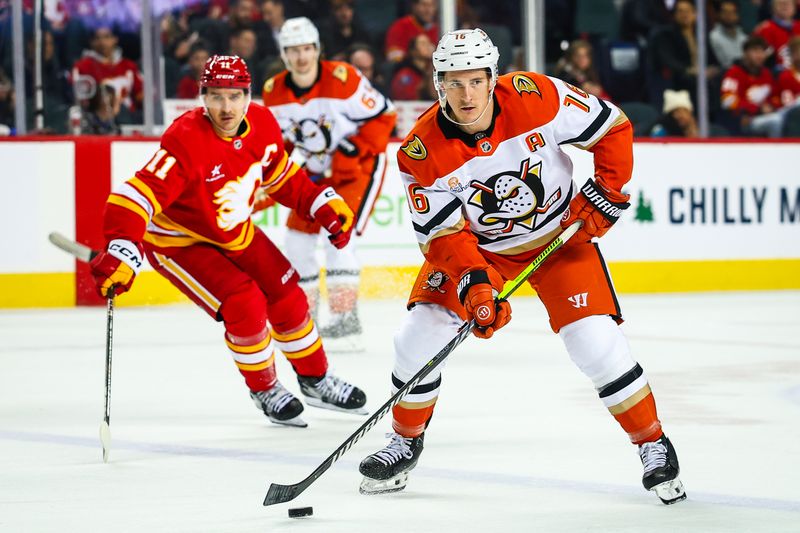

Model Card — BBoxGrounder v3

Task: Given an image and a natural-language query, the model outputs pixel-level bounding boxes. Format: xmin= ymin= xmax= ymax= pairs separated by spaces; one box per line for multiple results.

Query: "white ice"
xmin=1 ymin=292 xmax=799 ymax=532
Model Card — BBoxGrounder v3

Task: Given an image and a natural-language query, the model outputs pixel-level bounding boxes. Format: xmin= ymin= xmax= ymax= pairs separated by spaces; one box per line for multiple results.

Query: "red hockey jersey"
xmin=102 ymin=103 xmax=321 ymax=253
xmin=72 ymin=50 xmax=144 ymax=111
xmin=753 ymin=19 xmax=800 ymax=69
xmin=777 ymin=67 xmax=800 ymax=106
xmin=720 ymin=62 xmax=778 ymax=115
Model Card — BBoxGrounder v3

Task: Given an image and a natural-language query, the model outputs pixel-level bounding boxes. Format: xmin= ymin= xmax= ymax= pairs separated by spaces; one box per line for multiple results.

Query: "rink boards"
xmin=1 ymin=137 xmax=799 ymax=307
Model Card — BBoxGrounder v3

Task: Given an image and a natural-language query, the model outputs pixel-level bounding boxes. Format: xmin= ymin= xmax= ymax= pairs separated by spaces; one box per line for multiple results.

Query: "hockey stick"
xmin=47 ymin=232 xmax=114 ymax=461
xmin=262 ymin=221 xmax=582 ymax=506
xmin=100 ymin=294 xmax=115 ymax=462
xmin=47 ymin=232 xmax=98 ymax=263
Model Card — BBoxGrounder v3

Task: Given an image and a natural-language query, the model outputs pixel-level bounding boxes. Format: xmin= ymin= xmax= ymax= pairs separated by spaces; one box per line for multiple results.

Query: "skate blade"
xmin=652 ymin=477 xmax=687 ymax=505
xmin=321 ymin=335 xmax=365 ymax=353
xmin=305 ymin=397 xmax=368 ymax=415
xmin=268 ymin=414 xmax=308 ymax=428
xmin=359 ymin=472 xmax=409 ymax=495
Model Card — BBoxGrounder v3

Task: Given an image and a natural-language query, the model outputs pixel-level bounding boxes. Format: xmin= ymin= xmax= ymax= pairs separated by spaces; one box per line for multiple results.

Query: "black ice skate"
xmin=319 ymin=311 xmax=364 ymax=352
xmin=359 ymin=432 xmax=424 ymax=495
xmin=297 ymin=372 xmax=367 ymax=414
xmin=639 ymin=435 xmax=687 ymax=504
xmin=250 ymin=382 xmax=307 ymax=428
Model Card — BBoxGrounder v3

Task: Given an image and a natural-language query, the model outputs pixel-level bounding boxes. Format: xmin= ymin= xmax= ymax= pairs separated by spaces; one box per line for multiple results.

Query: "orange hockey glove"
xmin=89 ymin=239 xmax=144 ymax=297
xmin=457 ymin=268 xmax=511 ymax=339
xmin=561 ymin=178 xmax=630 ymax=244
xmin=310 ymin=187 xmax=354 ymax=249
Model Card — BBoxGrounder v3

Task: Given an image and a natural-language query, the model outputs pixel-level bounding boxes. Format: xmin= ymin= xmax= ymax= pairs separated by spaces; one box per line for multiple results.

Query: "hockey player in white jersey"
xmin=358 ymin=29 xmax=686 ymax=505
xmin=261 ymin=17 xmax=397 ymax=351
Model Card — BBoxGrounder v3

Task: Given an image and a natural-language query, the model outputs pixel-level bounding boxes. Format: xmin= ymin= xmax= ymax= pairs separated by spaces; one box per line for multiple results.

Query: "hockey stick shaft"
xmin=48 ymin=232 xmax=98 ymax=263
xmin=100 ymin=294 xmax=114 ymax=462
xmin=262 ymin=222 xmax=582 ymax=506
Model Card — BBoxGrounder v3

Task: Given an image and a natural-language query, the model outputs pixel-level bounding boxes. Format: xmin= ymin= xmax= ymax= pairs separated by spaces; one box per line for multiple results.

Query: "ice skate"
xmin=297 ymin=372 xmax=367 ymax=414
xmin=359 ymin=432 xmax=424 ymax=495
xmin=319 ymin=311 xmax=364 ymax=353
xmin=639 ymin=435 xmax=687 ymax=504
xmin=250 ymin=381 xmax=307 ymax=428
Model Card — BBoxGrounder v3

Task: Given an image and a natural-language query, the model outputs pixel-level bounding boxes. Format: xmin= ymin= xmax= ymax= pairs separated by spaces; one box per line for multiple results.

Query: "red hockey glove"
xmin=310 ymin=187 xmax=354 ymax=249
xmin=457 ymin=268 xmax=512 ymax=339
xmin=89 ymin=239 xmax=144 ymax=297
xmin=561 ymin=178 xmax=630 ymax=244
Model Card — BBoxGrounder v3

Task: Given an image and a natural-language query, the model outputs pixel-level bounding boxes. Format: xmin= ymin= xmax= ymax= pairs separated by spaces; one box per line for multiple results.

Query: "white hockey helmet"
xmin=432 ymin=28 xmax=499 ymax=107
xmin=278 ymin=17 xmax=320 ymax=67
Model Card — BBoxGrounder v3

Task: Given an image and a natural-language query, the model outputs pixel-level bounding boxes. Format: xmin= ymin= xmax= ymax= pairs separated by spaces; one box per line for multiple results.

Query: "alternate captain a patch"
xmin=400 ymin=135 xmax=428 ymax=160
xmin=512 ymin=74 xmax=541 ymax=98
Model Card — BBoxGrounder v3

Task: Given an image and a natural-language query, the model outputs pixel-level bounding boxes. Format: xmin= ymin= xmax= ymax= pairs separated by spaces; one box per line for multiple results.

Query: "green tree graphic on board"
xmin=634 ymin=190 xmax=654 ymax=222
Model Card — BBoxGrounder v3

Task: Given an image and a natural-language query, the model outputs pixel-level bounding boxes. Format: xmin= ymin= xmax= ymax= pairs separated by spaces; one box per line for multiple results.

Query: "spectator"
xmin=347 ymin=43 xmax=389 ymax=96
xmin=80 ymin=81 xmax=121 ymax=135
xmin=229 ymin=0 xmax=260 ymax=29
xmin=319 ymin=0 xmax=373 ymax=61
xmin=385 ymin=0 xmax=439 ymax=64
xmin=710 ymin=0 xmax=748 ymax=69
xmin=721 ymin=36 xmax=779 ymax=134
xmin=228 ymin=27 xmax=260 ymax=90
xmin=176 ymin=44 xmax=210 ymax=99
xmin=0 ymin=68 xmax=15 ymax=135
xmin=649 ymin=0 xmax=721 ymax=100
xmin=390 ymin=33 xmax=437 ymax=101
xmin=620 ymin=0 xmax=673 ymax=44
xmin=554 ymin=40 xmax=610 ymax=100
xmin=752 ymin=0 xmax=800 ymax=69
xmin=253 ymin=0 xmax=285 ymax=60
xmin=777 ymin=36 xmax=800 ymax=106
xmin=71 ymin=26 xmax=144 ymax=123
xmin=26 ymin=30 xmax=72 ymax=132
xmin=651 ymin=89 xmax=700 ymax=137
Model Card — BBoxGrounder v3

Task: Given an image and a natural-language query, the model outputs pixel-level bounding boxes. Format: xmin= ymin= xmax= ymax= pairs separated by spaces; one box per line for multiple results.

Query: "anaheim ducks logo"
xmin=288 ymin=116 xmax=333 ymax=156
xmin=333 ymin=64 xmax=348 ymax=83
xmin=262 ymin=77 xmax=275 ymax=94
xmin=422 ymin=271 xmax=448 ymax=293
xmin=512 ymin=74 xmax=541 ymax=97
xmin=400 ymin=135 xmax=427 ymax=160
xmin=467 ymin=159 xmax=561 ymax=235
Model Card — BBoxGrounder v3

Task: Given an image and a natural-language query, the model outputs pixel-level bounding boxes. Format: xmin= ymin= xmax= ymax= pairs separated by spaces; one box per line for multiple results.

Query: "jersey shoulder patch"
xmin=320 ymin=61 xmax=361 ymax=97
xmin=400 ymin=135 xmax=428 ymax=160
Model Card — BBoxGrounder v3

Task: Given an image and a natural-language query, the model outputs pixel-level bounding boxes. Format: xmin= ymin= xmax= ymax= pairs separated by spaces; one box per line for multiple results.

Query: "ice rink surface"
xmin=1 ymin=292 xmax=799 ymax=532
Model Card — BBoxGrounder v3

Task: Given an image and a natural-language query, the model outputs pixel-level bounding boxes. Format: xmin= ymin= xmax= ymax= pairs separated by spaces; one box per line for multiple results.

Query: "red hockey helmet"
xmin=200 ymin=55 xmax=252 ymax=90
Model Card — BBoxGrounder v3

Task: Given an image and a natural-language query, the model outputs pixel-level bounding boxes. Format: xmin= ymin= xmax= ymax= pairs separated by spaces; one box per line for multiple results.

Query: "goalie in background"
xmin=88 ymin=55 xmax=367 ymax=428
xmin=261 ymin=17 xmax=396 ymax=353
xmin=358 ymin=29 xmax=686 ymax=505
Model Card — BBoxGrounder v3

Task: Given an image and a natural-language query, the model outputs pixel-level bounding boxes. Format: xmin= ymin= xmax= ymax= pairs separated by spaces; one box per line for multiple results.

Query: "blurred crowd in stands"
xmin=1 ymin=0 xmax=799 ymax=137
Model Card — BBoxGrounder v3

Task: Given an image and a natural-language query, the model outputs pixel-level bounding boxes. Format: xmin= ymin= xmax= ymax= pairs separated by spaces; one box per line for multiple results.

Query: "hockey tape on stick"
xmin=262 ymin=221 xmax=583 ymax=507
xmin=48 ymin=232 xmax=98 ymax=263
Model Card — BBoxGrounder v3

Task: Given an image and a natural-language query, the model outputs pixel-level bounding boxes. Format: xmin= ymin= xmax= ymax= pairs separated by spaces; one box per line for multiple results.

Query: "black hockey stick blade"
xmin=48 ymin=232 xmax=98 ymax=263
xmin=262 ymin=222 xmax=582 ymax=507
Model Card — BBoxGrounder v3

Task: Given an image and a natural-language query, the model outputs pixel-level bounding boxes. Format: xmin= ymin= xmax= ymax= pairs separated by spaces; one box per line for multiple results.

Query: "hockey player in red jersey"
xmin=89 ymin=55 xmax=367 ymax=428
xmin=358 ymin=30 xmax=686 ymax=505
xmin=261 ymin=17 xmax=396 ymax=352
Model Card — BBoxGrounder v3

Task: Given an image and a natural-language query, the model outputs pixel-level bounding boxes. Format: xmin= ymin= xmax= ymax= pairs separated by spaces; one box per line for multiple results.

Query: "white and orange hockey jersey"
xmin=262 ymin=61 xmax=396 ymax=175
xmin=398 ymin=72 xmax=633 ymax=281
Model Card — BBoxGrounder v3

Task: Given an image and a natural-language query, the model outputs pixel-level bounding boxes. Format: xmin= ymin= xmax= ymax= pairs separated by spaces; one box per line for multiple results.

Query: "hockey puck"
xmin=288 ymin=506 xmax=313 ymax=518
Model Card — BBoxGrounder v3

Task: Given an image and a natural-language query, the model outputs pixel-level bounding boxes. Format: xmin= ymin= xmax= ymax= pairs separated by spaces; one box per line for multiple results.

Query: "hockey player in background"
xmin=89 ymin=55 xmax=367 ymax=428
xmin=261 ymin=17 xmax=396 ymax=352
xmin=358 ymin=30 xmax=686 ymax=505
